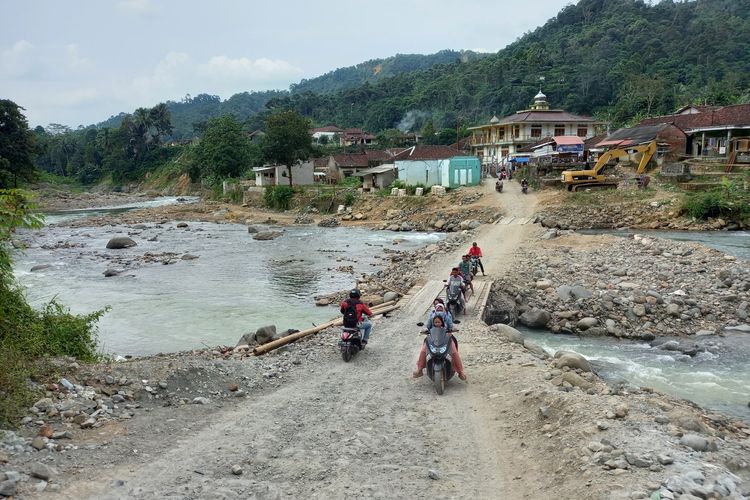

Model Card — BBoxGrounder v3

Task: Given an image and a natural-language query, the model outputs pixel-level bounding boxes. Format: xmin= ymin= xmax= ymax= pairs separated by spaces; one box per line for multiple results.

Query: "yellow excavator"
xmin=561 ymin=140 xmax=657 ymax=191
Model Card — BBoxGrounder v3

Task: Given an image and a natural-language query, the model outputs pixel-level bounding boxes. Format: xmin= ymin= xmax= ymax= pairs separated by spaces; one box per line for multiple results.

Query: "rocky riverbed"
xmin=485 ymin=230 xmax=750 ymax=347
xmin=2 ymin=185 xmax=749 ymax=498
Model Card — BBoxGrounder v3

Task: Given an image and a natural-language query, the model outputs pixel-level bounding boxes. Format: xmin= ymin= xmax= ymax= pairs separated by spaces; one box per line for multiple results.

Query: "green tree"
xmin=421 ymin=120 xmax=437 ymax=145
xmin=194 ymin=115 xmax=254 ymax=181
xmin=262 ymin=110 xmax=313 ymax=186
xmin=0 ymin=100 xmax=36 ymax=188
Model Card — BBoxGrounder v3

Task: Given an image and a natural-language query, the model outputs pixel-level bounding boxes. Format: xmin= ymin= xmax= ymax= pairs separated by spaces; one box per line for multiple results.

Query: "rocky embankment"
xmin=460 ymin=319 xmax=750 ymax=499
xmin=537 ymin=200 xmax=747 ymax=231
xmin=485 ymin=230 xmax=750 ymax=354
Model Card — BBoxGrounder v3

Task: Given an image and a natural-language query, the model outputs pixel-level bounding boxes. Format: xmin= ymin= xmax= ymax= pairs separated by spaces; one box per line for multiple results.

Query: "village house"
xmin=355 ymin=164 xmax=398 ymax=191
xmin=311 ymin=126 xmax=343 ymax=145
xmin=342 ymin=128 xmax=377 ymax=146
xmin=637 ymin=103 xmax=750 ymax=163
xmin=468 ymin=90 xmax=607 ymax=165
xmin=596 ymin=123 xmax=686 ymax=162
xmin=253 ymin=161 xmax=315 ymax=186
xmin=393 ymin=145 xmax=480 ymax=188
xmin=323 ymin=153 xmax=370 ymax=183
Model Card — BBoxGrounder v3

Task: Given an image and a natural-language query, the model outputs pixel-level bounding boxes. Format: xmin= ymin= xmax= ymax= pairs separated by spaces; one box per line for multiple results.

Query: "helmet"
xmin=349 ymin=289 xmax=361 ymax=298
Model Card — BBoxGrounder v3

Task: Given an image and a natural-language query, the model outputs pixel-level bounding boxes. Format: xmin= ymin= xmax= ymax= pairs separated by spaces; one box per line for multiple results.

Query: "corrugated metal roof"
xmin=553 ymin=136 xmax=584 ymax=145
xmin=355 ymin=164 xmax=396 ymax=176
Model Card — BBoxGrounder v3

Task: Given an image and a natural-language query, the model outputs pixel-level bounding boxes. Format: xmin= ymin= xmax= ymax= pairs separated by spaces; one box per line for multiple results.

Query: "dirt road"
xmin=47 ymin=180 xmax=558 ymax=499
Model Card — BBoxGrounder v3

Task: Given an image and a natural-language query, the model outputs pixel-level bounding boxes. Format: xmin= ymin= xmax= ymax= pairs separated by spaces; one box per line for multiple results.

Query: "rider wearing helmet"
xmin=340 ymin=289 xmax=374 ymax=348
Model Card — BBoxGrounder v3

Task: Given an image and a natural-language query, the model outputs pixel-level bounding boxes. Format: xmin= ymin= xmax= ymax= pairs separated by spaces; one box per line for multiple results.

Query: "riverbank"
xmin=1 ymin=182 xmax=749 ymax=498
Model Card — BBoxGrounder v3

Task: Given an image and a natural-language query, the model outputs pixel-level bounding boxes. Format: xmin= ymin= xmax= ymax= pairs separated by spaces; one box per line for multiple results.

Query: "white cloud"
xmin=198 ymin=55 xmax=302 ymax=82
xmin=116 ymin=0 xmax=156 ymax=15
xmin=65 ymin=44 xmax=92 ymax=69
xmin=1 ymin=40 xmax=35 ymax=77
xmin=126 ymin=52 xmax=302 ymax=103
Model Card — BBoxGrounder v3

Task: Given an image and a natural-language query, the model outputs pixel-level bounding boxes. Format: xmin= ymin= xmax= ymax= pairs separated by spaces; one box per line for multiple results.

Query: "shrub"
xmin=1 ymin=189 xmax=106 ymax=426
xmin=264 ymin=185 xmax=296 ymax=210
xmin=344 ymin=191 xmax=356 ymax=206
xmin=681 ymin=178 xmax=750 ymax=221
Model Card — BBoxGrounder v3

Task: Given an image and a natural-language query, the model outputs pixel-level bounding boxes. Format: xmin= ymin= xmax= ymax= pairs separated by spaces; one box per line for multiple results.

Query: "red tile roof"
xmin=312 ymin=126 xmax=343 ymax=133
xmin=332 ymin=153 xmax=369 ymax=168
xmin=638 ymin=104 xmax=750 ymax=131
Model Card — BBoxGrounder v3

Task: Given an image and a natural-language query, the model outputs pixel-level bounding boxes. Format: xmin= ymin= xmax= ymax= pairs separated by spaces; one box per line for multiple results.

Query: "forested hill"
xmin=289 ymin=50 xmax=486 ymax=94
xmin=97 ymin=0 xmax=749 ymax=138
xmin=265 ymin=0 xmax=750 ymax=132
xmin=96 ymin=51 xmax=485 ymax=140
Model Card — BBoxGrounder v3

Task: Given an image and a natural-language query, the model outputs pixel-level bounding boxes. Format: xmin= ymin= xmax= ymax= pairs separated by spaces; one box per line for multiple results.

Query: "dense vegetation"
xmin=0 ymin=190 xmax=106 ymax=426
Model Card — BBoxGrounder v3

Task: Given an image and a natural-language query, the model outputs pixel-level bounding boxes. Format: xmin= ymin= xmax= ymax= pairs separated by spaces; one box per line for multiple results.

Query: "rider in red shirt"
xmin=340 ymin=289 xmax=374 ymax=347
xmin=467 ymin=242 xmax=485 ymax=275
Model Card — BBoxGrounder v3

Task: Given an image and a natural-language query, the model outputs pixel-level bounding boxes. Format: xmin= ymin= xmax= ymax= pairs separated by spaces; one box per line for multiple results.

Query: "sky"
xmin=2 ymin=0 xmax=574 ymax=128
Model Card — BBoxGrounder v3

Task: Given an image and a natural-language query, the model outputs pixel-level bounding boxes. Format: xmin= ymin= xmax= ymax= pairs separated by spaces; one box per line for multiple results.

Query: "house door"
xmin=467 ymin=169 xmax=473 ymax=185
xmin=460 ymin=169 xmax=467 ymax=185
xmin=453 ymin=170 xmax=459 ymax=186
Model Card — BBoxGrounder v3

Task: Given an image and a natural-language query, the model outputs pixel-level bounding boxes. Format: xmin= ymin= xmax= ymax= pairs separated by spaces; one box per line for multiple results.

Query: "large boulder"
xmin=383 ymin=291 xmax=399 ymax=303
xmin=106 ymin=237 xmax=137 ymax=249
xmin=482 ymin=290 xmax=518 ymax=326
xmin=489 ymin=324 xmax=524 ymax=344
xmin=236 ymin=331 xmax=256 ymax=347
xmin=252 ymin=231 xmax=283 ymax=241
xmin=518 ymin=308 xmax=551 ymax=329
xmin=523 ymin=340 xmax=550 ymax=360
xmin=553 ymin=351 xmax=593 ymax=372
xmin=254 ymin=325 xmax=277 ymax=345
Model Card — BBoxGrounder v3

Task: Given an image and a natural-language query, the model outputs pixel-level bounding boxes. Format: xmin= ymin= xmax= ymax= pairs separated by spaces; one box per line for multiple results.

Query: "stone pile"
xmin=486 ymin=232 xmax=750 ymax=339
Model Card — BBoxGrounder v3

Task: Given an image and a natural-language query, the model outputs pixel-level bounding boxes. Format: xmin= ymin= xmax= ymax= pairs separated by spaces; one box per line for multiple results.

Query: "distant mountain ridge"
xmin=95 ymin=50 xmax=487 ymax=139
xmin=97 ymin=0 xmax=750 ymax=138
xmin=289 ymin=50 xmax=486 ymax=94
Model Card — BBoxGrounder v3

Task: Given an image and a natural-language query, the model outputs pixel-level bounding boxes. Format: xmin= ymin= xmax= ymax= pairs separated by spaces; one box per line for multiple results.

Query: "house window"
xmin=554 ymin=124 xmax=565 ymax=136
xmin=531 ymin=124 xmax=542 ymax=138
xmin=497 ymin=128 xmax=505 ymax=140
xmin=577 ymin=124 xmax=588 ymax=137
xmin=512 ymin=125 xmax=520 ymax=139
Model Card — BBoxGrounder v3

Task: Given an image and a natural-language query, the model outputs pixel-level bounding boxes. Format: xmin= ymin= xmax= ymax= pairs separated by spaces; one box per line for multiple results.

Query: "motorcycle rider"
xmin=340 ymin=289 xmax=373 ymax=348
xmin=521 ymin=178 xmax=529 ymax=193
xmin=458 ymin=255 xmax=475 ymax=295
xmin=446 ymin=268 xmax=466 ymax=312
xmin=413 ymin=314 xmax=467 ymax=381
xmin=495 ymin=178 xmax=503 ymax=192
xmin=467 ymin=242 xmax=485 ymax=276
xmin=426 ymin=299 xmax=455 ymax=331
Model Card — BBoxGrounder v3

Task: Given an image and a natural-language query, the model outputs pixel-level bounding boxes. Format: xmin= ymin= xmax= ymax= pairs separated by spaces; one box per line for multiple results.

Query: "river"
xmin=13 ymin=200 xmax=442 ymax=356
xmin=519 ymin=326 xmax=750 ymax=422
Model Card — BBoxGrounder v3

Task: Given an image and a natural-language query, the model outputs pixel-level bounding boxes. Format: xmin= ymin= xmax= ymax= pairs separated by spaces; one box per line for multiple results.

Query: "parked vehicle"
xmin=424 ymin=326 xmax=456 ymax=395
xmin=339 ymin=324 xmax=363 ymax=362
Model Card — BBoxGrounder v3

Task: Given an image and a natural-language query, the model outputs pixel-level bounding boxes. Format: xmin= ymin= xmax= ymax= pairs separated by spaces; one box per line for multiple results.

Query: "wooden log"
xmin=252 ymin=302 xmax=400 ymax=356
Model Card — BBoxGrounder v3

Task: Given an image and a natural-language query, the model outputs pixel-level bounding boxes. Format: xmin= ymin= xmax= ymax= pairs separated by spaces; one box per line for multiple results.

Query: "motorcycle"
xmin=495 ymin=181 xmax=503 ymax=193
xmin=339 ymin=315 xmax=367 ymax=362
xmin=521 ymin=183 xmax=529 ymax=194
xmin=470 ymin=256 xmax=479 ymax=277
xmin=423 ymin=325 xmax=456 ymax=395
xmin=446 ymin=281 xmax=464 ymax=318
